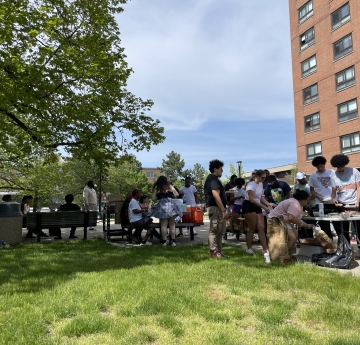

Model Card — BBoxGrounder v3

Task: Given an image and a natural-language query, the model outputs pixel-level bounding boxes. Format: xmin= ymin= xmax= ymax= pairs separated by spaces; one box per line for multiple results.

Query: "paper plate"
xmin=322 ymin=197 xmax=332 ymax=202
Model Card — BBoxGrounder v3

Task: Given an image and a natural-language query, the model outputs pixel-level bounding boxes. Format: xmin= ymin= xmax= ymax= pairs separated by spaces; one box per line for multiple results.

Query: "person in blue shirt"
xmin=264 ymin=175 xmax=291 ymax=205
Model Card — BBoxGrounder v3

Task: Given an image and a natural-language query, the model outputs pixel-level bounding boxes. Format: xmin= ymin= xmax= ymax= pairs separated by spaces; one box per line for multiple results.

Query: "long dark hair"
xmin=153 ymin=175 xmax=169 ymax=193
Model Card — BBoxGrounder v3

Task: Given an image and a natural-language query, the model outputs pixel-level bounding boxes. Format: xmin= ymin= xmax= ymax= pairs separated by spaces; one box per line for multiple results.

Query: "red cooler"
xmin=191 ymin=204 xmax=203 ymax=224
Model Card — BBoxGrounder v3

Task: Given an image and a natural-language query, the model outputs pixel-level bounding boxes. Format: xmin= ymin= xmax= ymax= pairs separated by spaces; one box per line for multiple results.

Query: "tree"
xmin=0 ymin=152 xmax=70 ymax=209
xmin=0 ymin=0 xmax=164 ymax=164
xmin=191 ymin=163 xmax=208 ymax=203
xmin=158 ymin=151 xmax=186 ymax=187
xmin=286 ymin=163 xmax=298 ymax=185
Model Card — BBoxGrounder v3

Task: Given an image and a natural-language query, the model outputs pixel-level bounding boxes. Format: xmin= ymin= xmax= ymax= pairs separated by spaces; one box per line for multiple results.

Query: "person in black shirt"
xmin=204 ymin=159 xmax=230 ymax=258
xmin=59 ymin=194 xmax=81 ymax=239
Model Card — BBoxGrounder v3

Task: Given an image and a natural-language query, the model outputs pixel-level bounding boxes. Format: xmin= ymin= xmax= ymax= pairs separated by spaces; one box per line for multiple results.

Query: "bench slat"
xmin=27 ymin=211 xmax=97 ymax=228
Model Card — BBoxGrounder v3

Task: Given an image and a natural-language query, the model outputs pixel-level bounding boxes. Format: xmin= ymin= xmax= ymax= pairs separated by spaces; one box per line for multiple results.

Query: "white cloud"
xmin=117 ymin=0 xmax=294 ymax=131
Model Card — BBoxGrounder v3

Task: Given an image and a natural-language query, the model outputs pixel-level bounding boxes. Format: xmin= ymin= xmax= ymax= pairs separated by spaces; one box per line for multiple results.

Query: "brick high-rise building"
xmin=289 ymin=0 xmax=360 ymax=174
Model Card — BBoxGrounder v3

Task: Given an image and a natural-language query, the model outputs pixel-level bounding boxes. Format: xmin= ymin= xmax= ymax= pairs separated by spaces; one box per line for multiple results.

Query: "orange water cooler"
xmin=190 ymin=204 xmax=203 ymax=224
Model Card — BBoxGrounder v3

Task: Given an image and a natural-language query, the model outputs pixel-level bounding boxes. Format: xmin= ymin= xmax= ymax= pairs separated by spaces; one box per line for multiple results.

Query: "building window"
xmin=299 ymin=1 xmax=313 ymax=24
xmin=336 ymin=66 xmax=355 ymax=91
xmin=332 ymin=3 xmax=350 ymax=30
xmin=146 ymin=171 xmax=154 ymax=178
xmin=307 ymin=142 xmax=322 ymax=161
xmin=333 ymin=34 xmax=352 ymax=60
xmin=341 ymin=133 xmax=360 ymax=154
xmin=338 ymin=99 xmax=358 ymax=123
xmin=304 ymin=113 xmax=320 ymax=133
xmin=303 ymin=84 xmax=318 ymax=105
xmin=302 ymin=55 xmax=317 ymax=78
xmin=300 ymin=27 xmax=315 ymax=51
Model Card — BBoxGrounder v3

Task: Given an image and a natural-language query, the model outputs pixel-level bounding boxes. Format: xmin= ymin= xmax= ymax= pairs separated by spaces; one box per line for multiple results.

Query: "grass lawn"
xmin=1 ymin=238 xmax=360 ymax=345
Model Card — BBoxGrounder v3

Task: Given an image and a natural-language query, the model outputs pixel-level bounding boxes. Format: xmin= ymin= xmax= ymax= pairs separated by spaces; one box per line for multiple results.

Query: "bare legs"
xmin=160 ymin=215 xmax=177 ymax=242
xmin=244 ymin=212 xmax=268 ymax=251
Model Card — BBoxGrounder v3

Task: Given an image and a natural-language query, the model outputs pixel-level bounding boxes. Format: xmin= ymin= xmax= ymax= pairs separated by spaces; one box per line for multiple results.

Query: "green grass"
xmin=1 ymin=238 xmax=360 ymax=345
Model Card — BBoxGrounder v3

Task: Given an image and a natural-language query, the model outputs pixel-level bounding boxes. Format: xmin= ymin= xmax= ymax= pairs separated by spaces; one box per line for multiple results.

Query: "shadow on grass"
xmin=0 ymin=238 xmax=295 ymax=294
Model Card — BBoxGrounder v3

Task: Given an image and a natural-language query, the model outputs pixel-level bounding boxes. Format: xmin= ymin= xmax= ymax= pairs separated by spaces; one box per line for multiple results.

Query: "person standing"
xmin=225 ymin=174 xmax=237 ymax=210
xmin=264 ymin=175 xmax=291 ymax=205
xmin=242 ymin=170 xmax=272 ymax=255
xmin=293 ymin=172 xmax=316 ymax=209
xmin=262 ymin=170 xmax=271 ymax=190
xmin=180 ymin=176 xmax=200 ymax=236
xmin=83 ymin=181 xmax=97 ymax=230
xmin=204 ymin=159 xmax=230 ymax=258
xmin=308 ymin=156 xmax=334 ymax=206
xmin=330 ymin=154 xmax=360 ymax=208
xmin=231 ymin=178 xmax=246 ymax=215
xmin=150 ymin=176 xmax=183 ymax=246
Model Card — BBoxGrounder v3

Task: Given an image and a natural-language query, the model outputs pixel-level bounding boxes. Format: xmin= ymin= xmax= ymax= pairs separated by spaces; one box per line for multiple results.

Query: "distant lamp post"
xmin=236 ymin=161 xmax=242 ymax=177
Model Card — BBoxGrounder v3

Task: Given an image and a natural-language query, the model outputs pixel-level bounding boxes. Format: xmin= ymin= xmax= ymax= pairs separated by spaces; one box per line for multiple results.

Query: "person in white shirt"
xmin=308 ymin=156 xmax=334 ymax=205
xmin=242 ymin=170 xmax=272 ymax=255
xmin=83 ymin=181 xmax=97 ymax=230
xmin=330 ymin=154 xmax=360 ymax=207
xmin=179 ymin=177 xmax=200 ymax=236
xmin=231 ymin=178 xmax=246 ymax=214
xmin=128 ymin=189 xmax=161 ymax=245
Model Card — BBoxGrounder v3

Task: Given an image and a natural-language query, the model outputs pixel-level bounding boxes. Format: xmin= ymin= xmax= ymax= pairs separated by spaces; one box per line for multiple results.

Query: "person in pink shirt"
xmin=268 ymin=190 xmax=313 ymax=259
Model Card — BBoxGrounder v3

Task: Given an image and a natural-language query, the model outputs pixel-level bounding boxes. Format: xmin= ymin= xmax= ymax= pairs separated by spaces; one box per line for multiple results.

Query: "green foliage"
xmin=224 ymin=163 xmax=243 ymax=182
xmin=0 ymin=0 xmax=164 ymax=164
xmin=0 ymin=152 xmax=151 ymax=207
xmin=191 ymin=163 xmax=208 ymax=203
xmin=286 ymin=163 xmax=298 ymax=184
xmin=0 ymin=151 xmax=68 ymax=208
xmin=158 ymin=151 xmax=186 ymax=186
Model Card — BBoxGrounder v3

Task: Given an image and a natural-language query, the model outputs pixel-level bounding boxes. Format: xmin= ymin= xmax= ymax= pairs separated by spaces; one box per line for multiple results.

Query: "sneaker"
xmin=253 ymin=233 xmax=259 ymax=242
xmin=246 ymin=248 xmax=255 ymax=255
xmin=162 ymin=241 xmax=167 ymax=246
xmin=184 ymin=231 xmax=190 ymax=236
xmin=210 ymin=252 xmax=218 ymax=258
xmin=89 ymin=227 xmax=95 ymax=230
xmin=171 ymin=240 xmax=177 ymax=247
xmin=176 ymin=233 xmax=183 ymax=237
xmin=218 ymin=252 xmax=228 ymax=257
xmin=140 ymin=241 xmax=153 ymax=246
xmin=193 ymin=230 xmax=198 ymax=236
xmin=69 ymin=235 xmax=78 ymax=239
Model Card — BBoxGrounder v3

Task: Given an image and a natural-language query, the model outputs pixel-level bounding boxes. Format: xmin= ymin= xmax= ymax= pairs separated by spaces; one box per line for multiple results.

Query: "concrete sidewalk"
xmin=21 ymin=220 xmax=360 ymax=276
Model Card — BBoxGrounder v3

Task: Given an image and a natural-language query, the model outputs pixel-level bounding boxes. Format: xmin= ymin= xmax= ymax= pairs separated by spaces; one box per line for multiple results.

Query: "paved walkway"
xmin=22 ymin=220 xmax=360 ymax=276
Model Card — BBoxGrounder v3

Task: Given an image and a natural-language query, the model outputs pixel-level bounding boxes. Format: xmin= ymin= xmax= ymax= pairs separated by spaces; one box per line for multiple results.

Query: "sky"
xmin=116 ymin=0 xmax=297 ymax=175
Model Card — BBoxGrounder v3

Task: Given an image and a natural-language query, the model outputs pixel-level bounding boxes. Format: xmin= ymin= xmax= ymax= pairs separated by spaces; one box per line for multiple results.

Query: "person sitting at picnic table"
xmin=149 ymin=176 xmax=183 ymax=247
xmin=267 ymin=190 xmax=313 ymax=261
xmin=129 ymin=189 xmax=161 ymax=246
xmin=139 ymin=195 xmax=150 ymax=212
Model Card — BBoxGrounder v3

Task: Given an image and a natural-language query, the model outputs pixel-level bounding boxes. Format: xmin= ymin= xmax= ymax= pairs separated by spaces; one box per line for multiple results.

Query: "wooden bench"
xmin=27 ymin=211 xmax=98 ymax=243
xmin=150 ymin=222 xmax=203 ymax=240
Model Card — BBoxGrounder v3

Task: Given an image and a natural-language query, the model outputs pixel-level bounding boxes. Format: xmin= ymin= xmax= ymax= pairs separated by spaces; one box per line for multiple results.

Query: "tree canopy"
xmin=0 ymin=0 xmax=164 ymax=163
xmin=158 ymin=151 xmax=186 ymax=186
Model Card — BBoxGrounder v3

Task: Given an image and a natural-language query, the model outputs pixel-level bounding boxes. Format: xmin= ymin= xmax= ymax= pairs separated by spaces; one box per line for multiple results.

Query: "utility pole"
xmin=236 ymin=161 xmax=242 ymax=177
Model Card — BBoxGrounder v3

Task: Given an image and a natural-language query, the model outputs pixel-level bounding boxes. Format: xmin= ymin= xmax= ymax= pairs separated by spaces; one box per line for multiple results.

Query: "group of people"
xmin=203 ymin=154 xmax=360 ymax=261
xmin=121 ymin=175 xmax=201 ymax=247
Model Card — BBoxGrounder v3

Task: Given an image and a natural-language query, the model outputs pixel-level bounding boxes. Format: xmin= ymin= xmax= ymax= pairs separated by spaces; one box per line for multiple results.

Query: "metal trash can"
xmin=0 ymin=202 xmax=23 ymax=244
